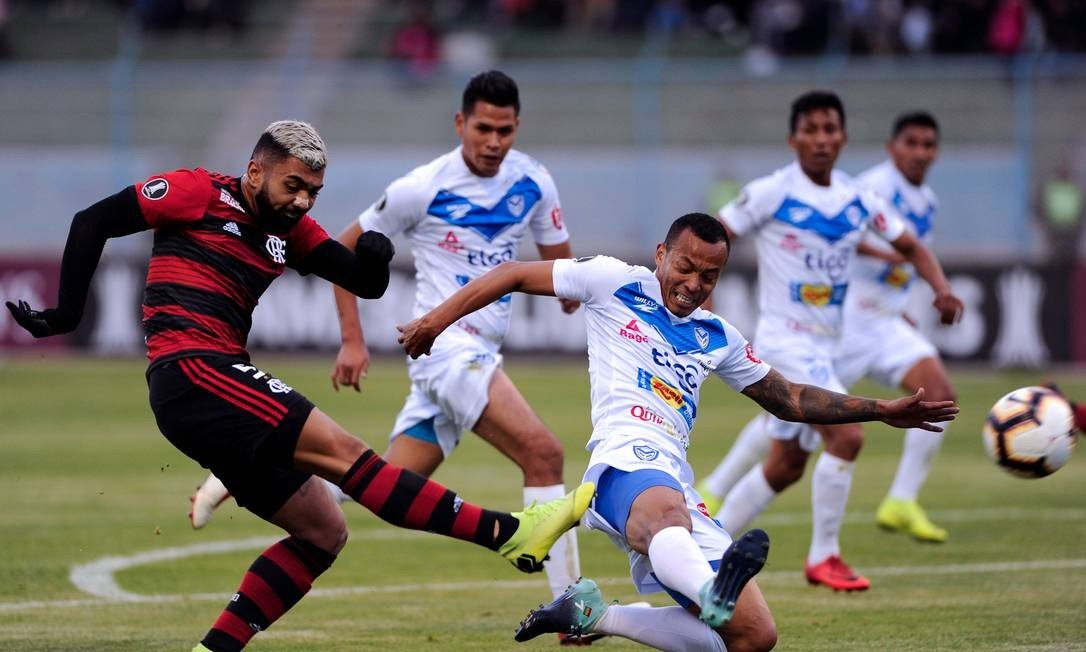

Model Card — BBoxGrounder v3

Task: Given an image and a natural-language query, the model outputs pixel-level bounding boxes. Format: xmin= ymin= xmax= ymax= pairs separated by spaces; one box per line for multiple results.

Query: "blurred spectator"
xmin=135 ymin=0 xmax=248 ymax=35
xmin=1036 ymin=154 xmax=1085 ymax=263
xmin=0 ymin=0 xmax=10 ymax=59
xmin=1037 ymin=0 xmax=1086 ymax=52
xmin=987 ymin=0 xmax=1027 ymax=55
xmin=932 ymin=0 xmax=990 ymax=54
xmin=846 ymin=0 xmax=905 ymax=55
xmin=900 ymin=1 xmax=934 ymax=53
xmin=387 ymin=1 xmax=442 ymax=85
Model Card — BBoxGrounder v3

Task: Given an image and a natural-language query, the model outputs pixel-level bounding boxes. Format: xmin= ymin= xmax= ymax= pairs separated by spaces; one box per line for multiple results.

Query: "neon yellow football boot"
xmin=192 ymin=644 xmax=213 ymax=652
xmin=500 ymin=482 xmax=594 ymax=573
xmin=876 ymin=497 xmax=947 ymax=543
xmin=696 ymin=480 xmax=723 ymax=518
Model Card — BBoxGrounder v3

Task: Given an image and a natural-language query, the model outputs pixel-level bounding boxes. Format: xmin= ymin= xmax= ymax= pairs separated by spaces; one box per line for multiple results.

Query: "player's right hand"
xmin=932 ymin=290 xmax=964 ymax=325
xmin=331 ymin=340 xmax=370 ymax=392
xmin=5 ymin=300 xmax=57 ymax=338
xmin=396 ymin=318 xmax=438 ymax=359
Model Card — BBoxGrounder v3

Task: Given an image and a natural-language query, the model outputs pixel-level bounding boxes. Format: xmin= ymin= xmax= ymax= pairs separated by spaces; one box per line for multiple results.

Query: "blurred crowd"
xmin=399 ymin=0 xmax=1086 ymax=56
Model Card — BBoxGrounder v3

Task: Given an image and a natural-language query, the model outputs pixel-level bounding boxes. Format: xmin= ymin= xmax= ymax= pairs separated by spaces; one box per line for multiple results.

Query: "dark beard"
xmin=254 ymin=186 xmax=302 ymax=234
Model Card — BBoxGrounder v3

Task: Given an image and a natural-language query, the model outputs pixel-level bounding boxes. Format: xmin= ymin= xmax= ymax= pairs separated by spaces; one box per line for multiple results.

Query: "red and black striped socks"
xmin=200 ymin=536 xmax=335 ymax=652
xmin=338 ymin=449 xmax=519 ymax=550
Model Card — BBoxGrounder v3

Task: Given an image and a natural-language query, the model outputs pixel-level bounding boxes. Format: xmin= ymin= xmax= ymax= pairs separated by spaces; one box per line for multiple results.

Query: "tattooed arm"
xmin=741 ymin=369 xmax=958 ymax=432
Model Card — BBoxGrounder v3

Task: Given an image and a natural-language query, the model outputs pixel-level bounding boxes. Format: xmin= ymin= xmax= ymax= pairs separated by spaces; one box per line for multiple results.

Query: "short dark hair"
xmin=790 ymin=91 xmax=845 ymax=134
xmin=664 ymin=212 xmax=730 ymax=250
xmin=462 ymin=70 xmax=520 ymax=116
xmin=891 ymin=111 xmax=939 ymax=139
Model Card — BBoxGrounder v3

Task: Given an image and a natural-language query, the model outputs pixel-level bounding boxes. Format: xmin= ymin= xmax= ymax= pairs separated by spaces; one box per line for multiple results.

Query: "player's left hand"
xmin=6 ymin=300 xmax=56 ymax=338
xmin=932 ymin=290 xmax=963 ymax=325
xmin=877 ymin=387 xmax=959 ymax=432
xmin=397 ymin=318 xmax=439 ymax=358
xmin=559 ymin=298 xmax=581 ymax=314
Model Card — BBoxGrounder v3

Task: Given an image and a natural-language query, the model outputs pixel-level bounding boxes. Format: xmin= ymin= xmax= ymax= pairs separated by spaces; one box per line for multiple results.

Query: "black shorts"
xmin=148 ymin=354 xmax=315 ymax=520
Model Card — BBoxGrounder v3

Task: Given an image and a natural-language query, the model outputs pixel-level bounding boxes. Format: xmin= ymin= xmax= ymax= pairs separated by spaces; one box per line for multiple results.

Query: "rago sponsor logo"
xmin=619 ymin=319 xmax=650 ymax=344
xmin=779 ymin=233 xmax=804 ymax=253
xmin=438 ymin=231 xmax=464 ymax=253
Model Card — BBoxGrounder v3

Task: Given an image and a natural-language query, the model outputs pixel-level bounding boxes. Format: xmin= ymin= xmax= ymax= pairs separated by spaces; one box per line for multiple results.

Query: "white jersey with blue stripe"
xmin=551 ymin=256 xmax=770 ymax=454
xmin=719 ymin=162 xmax=905 ymax=337
xmin=849 ymin=160 xmax=937 ymax=318
xmin=359 ymin=147 xmax=568 ymax=346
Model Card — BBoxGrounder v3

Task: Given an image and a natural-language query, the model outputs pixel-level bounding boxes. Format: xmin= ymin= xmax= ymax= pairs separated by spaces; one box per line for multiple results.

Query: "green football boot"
xmin=876 ymin=497 xmax=947 ymax=543
xmin=500 ymin=482 xmax=594 ymax=573
xmin=515 ymin=578 xmax=610 ymax=642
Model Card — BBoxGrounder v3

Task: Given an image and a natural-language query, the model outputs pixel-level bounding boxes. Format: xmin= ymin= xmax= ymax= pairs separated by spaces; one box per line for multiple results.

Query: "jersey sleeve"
xmin=286 ymin=215 xmax=332 ymax=266
xmin=712 ymin=324 xmax=772 ymax=391
xmin=357 ymin=175 xmax=426 ymax=237
xmin=863 ymin=191 xmax=907 ymax=243
xmin=135 ymin=168 xmax=214 ymax=228
xmin=528 ymin=167 xmax=570 ymax=246
xmin=551 ymin=255 xmax=631 ymax=305
xmin=718 ymin=176 xmax=779 ymax=236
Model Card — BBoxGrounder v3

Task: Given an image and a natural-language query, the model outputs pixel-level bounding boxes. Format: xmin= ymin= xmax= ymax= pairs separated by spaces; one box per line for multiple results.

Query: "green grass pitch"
xmin=1 ymin=355 xmax=1084 ymax=651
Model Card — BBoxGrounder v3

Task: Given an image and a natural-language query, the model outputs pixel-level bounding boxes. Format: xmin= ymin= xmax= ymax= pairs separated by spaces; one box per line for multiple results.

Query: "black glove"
xmin=355 ymin=231 xmax=395 ymax=265
xmin=6 ymin=300 xmax=57 ymax=338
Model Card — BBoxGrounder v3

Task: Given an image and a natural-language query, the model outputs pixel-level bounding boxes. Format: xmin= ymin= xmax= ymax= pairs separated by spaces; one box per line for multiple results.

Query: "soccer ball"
xmin=983 ymin=386 xmax=1077 ymax=478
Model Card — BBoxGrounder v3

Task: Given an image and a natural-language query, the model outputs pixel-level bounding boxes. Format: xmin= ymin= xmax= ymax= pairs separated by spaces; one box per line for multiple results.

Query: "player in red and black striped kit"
xmin=6 ymin=120 xmax=593 ymax=652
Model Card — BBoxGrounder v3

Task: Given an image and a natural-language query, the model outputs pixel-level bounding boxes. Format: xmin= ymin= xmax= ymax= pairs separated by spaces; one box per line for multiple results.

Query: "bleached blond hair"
xmin=252 ymin=120 xmax=327 ymax=171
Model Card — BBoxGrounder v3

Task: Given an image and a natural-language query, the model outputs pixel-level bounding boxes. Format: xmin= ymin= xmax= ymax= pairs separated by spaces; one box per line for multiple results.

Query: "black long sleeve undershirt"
xmin=50 ymin=186 xmax=148 ymax=333
xmin=300 ymin=238 xmax=391 ymax=300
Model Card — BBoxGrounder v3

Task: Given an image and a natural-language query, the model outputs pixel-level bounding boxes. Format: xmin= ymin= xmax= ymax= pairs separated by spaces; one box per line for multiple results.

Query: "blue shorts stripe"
xmin=401 ymin=417 xmax=439 ymax=445
xmin=594 ymin=467 xmax=683 ymax=538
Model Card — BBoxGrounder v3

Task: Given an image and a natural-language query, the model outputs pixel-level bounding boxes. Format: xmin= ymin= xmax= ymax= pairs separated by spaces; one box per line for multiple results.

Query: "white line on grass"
xmin=0 ymin=507 xmax=1080 ymax=615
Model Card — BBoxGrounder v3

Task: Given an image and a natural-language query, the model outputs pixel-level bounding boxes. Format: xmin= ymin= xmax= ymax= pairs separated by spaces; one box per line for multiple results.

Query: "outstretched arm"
xmin=741 ymin=368 xmax=959 ymax=432
xmin=536 ymin=241 xmax=579 ymax=314
xmin=6 ymin=187 xmax=147 ymax=338
xmin=890 ymin=231 xmax=963 ymax=325
xmin=398 ymin=260 xmax=557 ymax=357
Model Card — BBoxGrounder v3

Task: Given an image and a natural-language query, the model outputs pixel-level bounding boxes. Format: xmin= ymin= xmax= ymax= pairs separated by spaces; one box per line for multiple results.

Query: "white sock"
xmin=323 ymin=478 xmax=352 ymax=504
xmin=526 ymin=484 xmax=580 ymax=599
xmin=718 ymin=466 xmax=777 ymax=534
xmin=597 ymin=604 xmax=726 ymax=652
xmin=808 ymin=452 xmax=854 ymax=565
xmin=888 ymin=426 xmax=946 ymax=501
xmin=647 ymin=526 xmax=716 ymax=606
xmin=701 ymin=414 xmax=772 ymax=504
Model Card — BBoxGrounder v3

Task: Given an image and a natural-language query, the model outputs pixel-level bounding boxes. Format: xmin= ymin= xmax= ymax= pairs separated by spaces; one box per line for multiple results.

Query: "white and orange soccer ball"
xmin=983 ymin=386 xmax=1077 ymax=478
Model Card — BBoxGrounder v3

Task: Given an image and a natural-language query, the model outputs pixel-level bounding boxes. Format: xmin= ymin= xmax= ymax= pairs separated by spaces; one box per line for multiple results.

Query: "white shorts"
xmin=755 ymin=327 xmax=845 ymax=453
xmin=835 ymin=313 xmax=938 ymax=390
xmin=580 ymin=431 xmax=732 ymax=595
xmin=389 ymin=336 xmax=502 ymax=458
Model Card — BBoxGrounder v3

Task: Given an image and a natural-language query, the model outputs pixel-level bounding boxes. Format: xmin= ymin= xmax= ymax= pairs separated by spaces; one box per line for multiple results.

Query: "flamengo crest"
xmin=265 ymin=235 xmax=287 ymax=264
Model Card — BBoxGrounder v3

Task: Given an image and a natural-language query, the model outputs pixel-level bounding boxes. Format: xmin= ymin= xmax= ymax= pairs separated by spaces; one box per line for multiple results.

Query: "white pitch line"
xmin=0 ymin=506 xmax=1078 ymax=615
xmin=759 ymin=507 xmax=1086 ymax=526
xmin=0 ymin=557 xmax=1079 ymax=615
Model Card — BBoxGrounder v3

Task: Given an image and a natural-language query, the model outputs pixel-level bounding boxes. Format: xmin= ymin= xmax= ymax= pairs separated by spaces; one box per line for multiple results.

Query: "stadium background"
xmin=1 ymin=3 xmax=1086 ymax=651
xmin=1 ymin=0 xmax=1084 ymax=366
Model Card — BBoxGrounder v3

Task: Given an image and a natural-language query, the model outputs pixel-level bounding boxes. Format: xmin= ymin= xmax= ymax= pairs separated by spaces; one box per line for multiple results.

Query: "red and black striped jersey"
xmin=135 ymin=168 xmax=330 ymax=366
